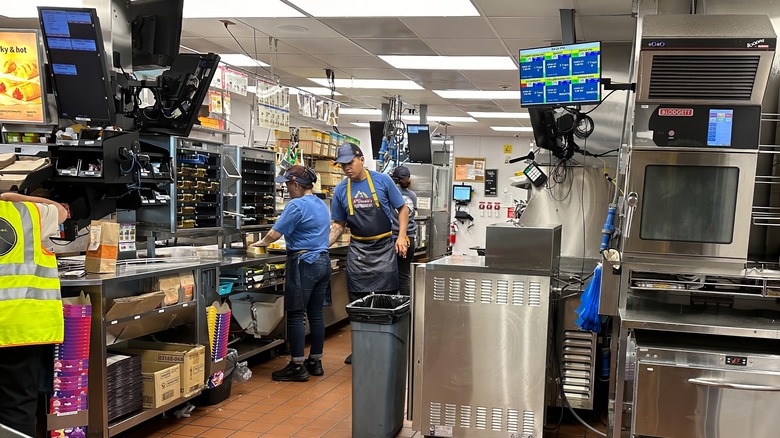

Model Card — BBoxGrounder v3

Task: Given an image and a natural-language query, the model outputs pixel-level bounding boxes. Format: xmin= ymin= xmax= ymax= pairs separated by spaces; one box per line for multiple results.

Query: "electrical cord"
xmin=224 ymin=24 xmax=278 ymax=81
xmin=582 ymin=89 xmax=617 ymax=115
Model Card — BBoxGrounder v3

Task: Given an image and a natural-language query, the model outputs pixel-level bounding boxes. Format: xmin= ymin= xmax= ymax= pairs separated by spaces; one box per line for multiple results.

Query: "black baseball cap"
xmin=275 ymin=165 xmax=317 ymax=184
xmin=391 ymin=166 xmax=411 ymax=179
xmin=334 ymin=142 xmax=364 ymax=164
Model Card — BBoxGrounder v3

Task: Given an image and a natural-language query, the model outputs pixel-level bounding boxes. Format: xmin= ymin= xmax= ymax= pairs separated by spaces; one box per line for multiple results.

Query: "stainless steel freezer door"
xmin=419 ymin=270 xmax=550 ymax=438
xmin=634 ymin=362 xmax=780 ymax=438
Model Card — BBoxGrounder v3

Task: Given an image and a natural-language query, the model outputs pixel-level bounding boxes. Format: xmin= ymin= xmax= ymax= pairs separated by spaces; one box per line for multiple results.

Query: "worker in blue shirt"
xmin=329 ymin=143 xmax=409 ymax=364
xmin=390 ymin=166 xmax=418 ymax=296
xmin=252 ymin=165 xmax=331 ymax=382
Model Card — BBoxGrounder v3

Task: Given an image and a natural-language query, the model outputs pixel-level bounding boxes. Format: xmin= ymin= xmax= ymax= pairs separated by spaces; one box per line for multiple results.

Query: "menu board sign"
xmin=0 ymin=30 xmax=45 ymax=124
xmin=256 ymin=78 xmax=289 ymax=132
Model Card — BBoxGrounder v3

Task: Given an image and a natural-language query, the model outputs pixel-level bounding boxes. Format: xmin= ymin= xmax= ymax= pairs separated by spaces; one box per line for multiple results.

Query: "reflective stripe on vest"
xmin=0 ymin=201 xmax=63 ymax=347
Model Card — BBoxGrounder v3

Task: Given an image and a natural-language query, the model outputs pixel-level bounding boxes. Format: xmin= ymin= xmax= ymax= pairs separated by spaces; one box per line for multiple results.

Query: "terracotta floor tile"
xmin=321 ymin=430 xmax=352 ymax=438
xmin=197 ymin=427 xmax=237 ymax=437
xmin=396 ymin=427 xmax=417 ymax=437
xmin=208 ymin=407 xmax=242 ymax=419
xmin=261 ymin=434 xmax=296 ymax=438
xmin=306 ymin=416 xmax=342 ymax=430
xmin=293 ymin=426 xmax=328 ymax=437
xmin=216 ymin=418 xmax=251 ymax=430
xmin=168 ymin=424 xmax=210 ymax=436
xmin=320 ymin=408 xmax=349 ymax=421
xmin=266 ymin=422 xmax=304 ymax=435
xmin=332 ymin=419 xmax=352 ymax=431
xmin=190 ymin=415 xmax=226 ymax=427
xmin=230 ymin=410 xmax=266 ymax=422
xmin=258 ymin=412 xmax=290 ymax=424
xmin=228 ymin=431 xmax=263 ymax=438
xmin=241 ymin=420 xmax=275 ymax=433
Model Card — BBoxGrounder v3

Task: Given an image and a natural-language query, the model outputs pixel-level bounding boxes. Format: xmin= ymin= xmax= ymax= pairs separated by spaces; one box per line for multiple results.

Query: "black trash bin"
xmin=346 ymin=294 xmax=410 ymax=438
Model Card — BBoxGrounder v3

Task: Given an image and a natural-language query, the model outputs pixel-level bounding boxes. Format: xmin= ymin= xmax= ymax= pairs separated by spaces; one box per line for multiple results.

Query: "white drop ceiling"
xmin=0 ymin=0 xmax=637 ymax=136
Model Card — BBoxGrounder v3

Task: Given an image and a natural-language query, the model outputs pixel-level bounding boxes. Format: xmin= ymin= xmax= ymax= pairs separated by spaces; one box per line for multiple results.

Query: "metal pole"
xmin=419 ymin=104 xmax=428 ymax=125
xmin=559 ymin=9 xmax=577 ymax=45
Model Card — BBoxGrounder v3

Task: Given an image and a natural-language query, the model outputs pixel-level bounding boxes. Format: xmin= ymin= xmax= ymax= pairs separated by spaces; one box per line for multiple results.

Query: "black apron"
xmin=284 ymin=250 xmax=332 ymax=311
xmin=345 ymin=171 xmax=398 ymax=294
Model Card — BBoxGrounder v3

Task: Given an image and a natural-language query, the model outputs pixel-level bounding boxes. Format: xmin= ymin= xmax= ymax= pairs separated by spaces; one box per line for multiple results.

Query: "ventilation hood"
xmin=637 ymin=14 xmax=776 ymax=105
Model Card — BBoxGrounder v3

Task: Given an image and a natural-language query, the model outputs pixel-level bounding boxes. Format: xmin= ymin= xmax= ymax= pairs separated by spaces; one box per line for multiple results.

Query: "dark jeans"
xmin=397 ymin=236 xmax=415 ymax=296
xmin=0 ymin=344 xmax=46 ymax=437
xmin=286 ymin=253 xmax=331 ymax=361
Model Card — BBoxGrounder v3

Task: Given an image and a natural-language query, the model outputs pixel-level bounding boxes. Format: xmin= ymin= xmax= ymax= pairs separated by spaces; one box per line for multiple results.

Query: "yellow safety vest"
xmin=0 ymin=201 xmax=63 ymax=347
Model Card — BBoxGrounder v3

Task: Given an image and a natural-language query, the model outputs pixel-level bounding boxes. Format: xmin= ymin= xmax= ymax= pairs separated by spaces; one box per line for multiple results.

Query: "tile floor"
xmin=116 ymin=323 xmax=602 ymax=438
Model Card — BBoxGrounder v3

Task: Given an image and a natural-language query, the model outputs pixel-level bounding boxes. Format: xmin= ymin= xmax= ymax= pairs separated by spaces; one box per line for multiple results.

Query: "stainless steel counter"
xmin=60 ymin=258 xmax=221 ymax=286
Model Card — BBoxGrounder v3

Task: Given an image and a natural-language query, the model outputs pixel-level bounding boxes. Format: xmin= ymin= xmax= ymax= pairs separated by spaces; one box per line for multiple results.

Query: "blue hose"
xmin=600 ymin=205 xmax=616 ymax=252
xmin=576 ymin=263 xmax=602 ymax=332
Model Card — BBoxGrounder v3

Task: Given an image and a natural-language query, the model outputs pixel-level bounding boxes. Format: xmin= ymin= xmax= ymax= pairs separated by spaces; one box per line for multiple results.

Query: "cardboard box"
xmin=85 ymin=220 xmax=120 ymax=274
xmin=330 ymin=144 xmax=338 ymax=158
xmin=274 ymin=130 xmax=291 ymax=140
xmin=105 ymin=291 xmax=164 ymax=321
xmin=179 ymin=272 xmax=195 ymax=302
xmin=156 ymin=274 xmax=181 ymax=306
xmin=142 ymin=362 xmax=180 ymax=409
xmin=312 ymin=142 xmax=323 ymax=156
xmin=276 ymin=139 xmax=290 ymax=150
xmin=298 ymin=128 xmax=317 ymax=141
xmin=314 ymin=161 xmax=338 ymax=173
xmin=299 ymin=140 xmax=314 ymax=155
xmin=128 ymin=342 xmax=206 ymax=397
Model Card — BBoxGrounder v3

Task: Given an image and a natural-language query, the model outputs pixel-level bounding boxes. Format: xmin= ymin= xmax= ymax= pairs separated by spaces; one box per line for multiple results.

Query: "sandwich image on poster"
xmin=0 ymin=30 xmax=45 ymax=124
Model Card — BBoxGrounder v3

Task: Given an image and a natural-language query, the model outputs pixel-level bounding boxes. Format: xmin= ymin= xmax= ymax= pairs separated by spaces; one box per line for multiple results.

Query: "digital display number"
xmin=725 ymin=355 xmax=748 ymax=366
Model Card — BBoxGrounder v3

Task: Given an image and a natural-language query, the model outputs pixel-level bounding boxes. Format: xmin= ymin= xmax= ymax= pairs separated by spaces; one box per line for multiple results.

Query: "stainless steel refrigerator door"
xmin=419 ymin=270 xmax=550 ymax=437
xmin=634 ymin=362 xmax=780 ymax=438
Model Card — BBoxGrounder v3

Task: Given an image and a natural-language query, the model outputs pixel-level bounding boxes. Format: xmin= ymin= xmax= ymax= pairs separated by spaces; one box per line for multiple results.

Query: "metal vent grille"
xmin=529 ymin=282 xmax=542 ymax=306
xmin=445 ymin=404 xmax=457 ymax=426
xmin=448 ymin=278 xmax=461 ymax=302
xmin=460 ymin=405 xmax=472 ymax=429
xmin=523 ymin=411 xmax=535 ymax=435
xmin=512 ymin=281 xmax=525 ymax=306
xmin=430 ymin=402 xmax=441 ymax=426
xmin=648 ymin=55 xmax=759 ymax=101
xmin=507 ymin=409 xmax=520 ymax=433
xmin=561 ymin=331 xmax=595 ymax=402
xmin=464 ymin=279 xmax=477 ymax=303
xmin=496 ymin=280 xmax=509 ymax=305
xmin=433 ymin=278 xmax=445 ymax=301
xmin=480 ymin=279 xmax=492 ymax=303
xmin=491 ymin=408 xmax=503 ymax=431
xmin=476 ymin=406 xmax=488 ymax=430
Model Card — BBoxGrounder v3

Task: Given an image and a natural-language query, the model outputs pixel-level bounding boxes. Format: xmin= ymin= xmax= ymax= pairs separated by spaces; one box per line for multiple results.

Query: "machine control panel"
xmin=725 ymin=355 xmax=749 ymax=367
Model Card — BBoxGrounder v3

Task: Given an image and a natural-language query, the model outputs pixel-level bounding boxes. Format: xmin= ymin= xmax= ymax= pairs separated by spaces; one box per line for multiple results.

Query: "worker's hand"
xmin=395 ymin=236 xmax=408 ymax=257
xmin=250 ymin=240 xmax=268 ymax=248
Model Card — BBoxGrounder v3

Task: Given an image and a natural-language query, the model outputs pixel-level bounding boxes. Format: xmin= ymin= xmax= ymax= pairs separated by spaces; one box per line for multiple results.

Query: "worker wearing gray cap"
xmin=329 ymin=143 xmax=409 ymax=364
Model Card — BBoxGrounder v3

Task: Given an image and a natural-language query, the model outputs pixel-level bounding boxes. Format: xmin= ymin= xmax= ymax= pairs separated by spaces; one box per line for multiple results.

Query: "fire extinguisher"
xmin=449 ymin=223 xmax=457 ymax=245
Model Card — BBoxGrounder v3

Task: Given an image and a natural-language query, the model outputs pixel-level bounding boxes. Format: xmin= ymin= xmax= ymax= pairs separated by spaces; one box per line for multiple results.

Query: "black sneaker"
xmin=304 ymin=358 xmax=324 ymax=376
xmin=271 ymin=361 xmax=310 ymax=382
xmin=344 ymin=353 xmax=352 ymax=364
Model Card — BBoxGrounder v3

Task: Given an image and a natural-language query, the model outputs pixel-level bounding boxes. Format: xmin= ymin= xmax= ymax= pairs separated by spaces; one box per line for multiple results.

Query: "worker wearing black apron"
xmin=330 ymin=143 xmax=409 ymax=363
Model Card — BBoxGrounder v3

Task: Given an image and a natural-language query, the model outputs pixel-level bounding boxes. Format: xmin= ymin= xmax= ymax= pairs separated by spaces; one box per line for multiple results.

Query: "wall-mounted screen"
xmin=520 ymin=41 xmax=601 ymax=107
xmin=453 ymin=185 xmax=472 ymax=203
xmin=707 ymin=109 xmax=734 ymax=147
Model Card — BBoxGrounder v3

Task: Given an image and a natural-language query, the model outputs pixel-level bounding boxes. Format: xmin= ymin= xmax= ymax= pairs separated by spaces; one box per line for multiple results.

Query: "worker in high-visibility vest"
xmin=0 ymin=191 xmax=67 ymax=436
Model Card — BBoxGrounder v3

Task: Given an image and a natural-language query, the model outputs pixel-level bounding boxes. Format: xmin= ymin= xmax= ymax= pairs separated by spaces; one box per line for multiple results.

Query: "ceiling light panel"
xmin=380 ymin=56 xmax=516 ymax=71
xmin=351 ymin=122 xmax=371 ymax=128
xmin=434 ymin=90 xmax=520 ymax=100
xmin=401 ymin=115 xmax=477 ymax=123
xmin=290 ymin=87 xmax=344 ymax=96
xmin=183 ymin=0 xmax=304 ymax=18
xmin=308 ymin=78 xmax=423 ymax=90
xmin=6 ymin=1 xmax=82 ymax=18
xmin=469 ymin=112 xmax=530 ymax=119
xmin=491 ymin=126 xmax=534 ymax=132
xmin=340 ymin=108 xmax=382 ymax=115
xmin=289 ymin=0 xmax=479 ymax=17
xmin=218 ymin=54 xmax=269 ymax=67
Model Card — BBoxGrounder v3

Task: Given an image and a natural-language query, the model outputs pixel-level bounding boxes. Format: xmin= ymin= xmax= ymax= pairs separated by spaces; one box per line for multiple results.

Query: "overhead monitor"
xmin=130 ymin=0 xmax=184 ymax=69
xmin=38 ymin=7 xmax=114 ymax=125
xmin=519 ymin=41 xmax=602 ymax=107
xmin=369 ymin=121 xmax=385 ymax=159
xmin=407 ymin=124 xmax=432 ymax=164
xmin=453 ymin=185 xmax=472 ymax=203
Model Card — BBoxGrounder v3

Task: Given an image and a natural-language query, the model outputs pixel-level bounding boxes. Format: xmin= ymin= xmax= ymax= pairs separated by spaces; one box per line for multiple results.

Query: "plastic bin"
xmin=229 ymin=293 xmax=284 ymax=337
xmin=194 ymin=349 xmax=238 ymax=406
xmin=346 ymin=294 xmax=410 ymax=438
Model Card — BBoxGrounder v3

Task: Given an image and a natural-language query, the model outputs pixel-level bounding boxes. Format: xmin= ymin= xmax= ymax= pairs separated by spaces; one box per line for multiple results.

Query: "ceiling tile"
xmin=280 ymin=67 xmax=350 ymax=78
xmin=353 ymin=39 xmax=437 ymax=56
xmin=424 ymin=38 xmax=509 ymax=56
xmin=400 ymin=71 xmax=475 ymax=91
xmin=497 ymin=100 xmax=524 ymax=112
xmin=460 ymin=71 xmax=520 ymax=87
xmin=573 ymin=0 xmax=633 ymax=15
xmin=183 ymin=19 xmax=257 ymax=38
xmin=309 ymin=55 xmax=392 ymax=69
xmin=452 ymin=102 xmax=506 ymax=112
xmin=474 ymin=0 xmax=576 ymax=17
xmin=236 ymin=18 xmax=344 ymax=38
xmin=401 ymin=17 xmax=496 ymax=39
xmin=186 ymin=37 xmax=302 ymax=55
xmin=580 ymin=16 xmax=636 ymax=41
xmin=320 ymin=18 xmax=418 ymax=38
xmin=179 ymin=38 xmax=236 ymax=55
xmin=281 ymin=37 xmax=369 ymax=55
xmin=503 ymin=39 xmax=554 ymax=54
xmin=272 ymin=53 xmax=329 ymax=68
xmin=338 ymin=68 xmax=411 ymax=80
xmin=489 ymin=17 xmax=580 ymax=40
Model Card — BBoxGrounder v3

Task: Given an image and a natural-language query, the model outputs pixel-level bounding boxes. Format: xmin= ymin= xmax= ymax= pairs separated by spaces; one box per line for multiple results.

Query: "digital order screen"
xmin=519 ymin=42 xmax=601 ymax=107
xmin=707 ymin=109 xmax=734 ymax=147
xmin=453 ymin=185 xmax=472 ymax=202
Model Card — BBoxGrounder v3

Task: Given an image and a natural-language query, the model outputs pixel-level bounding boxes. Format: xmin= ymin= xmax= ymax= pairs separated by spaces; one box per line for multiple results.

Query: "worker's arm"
xmin=329 ymin=221 xmax=346 ymax=246
xmin=395 ymin=205 xmax=409 ymax=256
xmin=0 ymin=192 xmax=67 ymax=224
xmin=252 ymin=229 xmax=282 ymax=247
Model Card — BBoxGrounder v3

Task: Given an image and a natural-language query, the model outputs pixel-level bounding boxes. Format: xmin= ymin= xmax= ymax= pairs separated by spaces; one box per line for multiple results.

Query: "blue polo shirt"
xmin=272 ymin=195 xmax=330 ymax=263
xmin=331 ymin=170 xmax=405 ymax=225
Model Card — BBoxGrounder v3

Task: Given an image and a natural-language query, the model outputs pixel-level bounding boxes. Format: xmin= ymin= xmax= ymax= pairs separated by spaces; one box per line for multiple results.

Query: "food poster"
xmin=296 ymin=90 xmax=339 ymax=126
xmin=210 ymin=65 xmax=225 ymax=89
xmin=209 ymin=90 xmax=223 ymax=114
xmin=256 ymin=78 xmax=289 ymax=131
xmin=224 ymin=68 xmax=248 ymax=96
xmin=0 ymin=30 xmax=45 ymax=124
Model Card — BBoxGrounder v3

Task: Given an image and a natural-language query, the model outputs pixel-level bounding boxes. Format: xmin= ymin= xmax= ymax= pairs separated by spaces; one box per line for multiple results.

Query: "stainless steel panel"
xmin=624 ymin=150 xmax=757 ymax=263
xmin=410 ymin=263 xmax=427 ymax=429
xmin=85 ymin=0 xmax=132 ymax=72
xmin=634 ymin=362 xmax=780 ymax=438
xmin=405 ymin=163 xmax=435 ymax=216
xmin=417 ymin=266 xmax=550 ymax=438
xmin=429 ymin=211 xmax=451 ymax=260
xmin=485 ymin=224 xmax=561 ymax=273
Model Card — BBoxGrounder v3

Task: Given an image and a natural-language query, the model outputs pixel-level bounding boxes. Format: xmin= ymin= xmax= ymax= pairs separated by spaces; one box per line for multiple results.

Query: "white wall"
xmin=450 ymin=136 xmax=531 ymax=255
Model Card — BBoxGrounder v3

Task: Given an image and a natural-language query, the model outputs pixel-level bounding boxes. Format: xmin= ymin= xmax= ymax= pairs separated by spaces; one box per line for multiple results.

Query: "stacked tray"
xmin=50 ymin=304 xmax=91 ymax=419
xmin=106 ymin=354 xmax=143 ymax=421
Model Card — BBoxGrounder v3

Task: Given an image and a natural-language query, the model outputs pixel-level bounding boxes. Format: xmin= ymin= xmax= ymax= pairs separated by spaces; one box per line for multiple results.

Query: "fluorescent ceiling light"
xmin=340 ymin=108 xmax=382 ymax=115
xmin=401 ymin=115 xmax=477 ymax=123
xmin=380 ymin=56 xmax=516 ymax=71
xmin=435 ymin=90 xmax=520 ymax=100
xmin=218 ymin=54 xmax=269 ymax=67
xmin=309 ymin=78 xmax=423 ymax=90
xmin=184 ymin=0 xmax=303 ymax=18
xmin=288 ymin=0 xmax=478 ymax=17
xmin=351 ymin=122 xmax=371 ymax=128
xmin=290 ymin=87 xmax=343 ymax=96
xmin=5 ymin=1 xmax=82 ymax=18
xmin=469 ymin=111 xmax=530 ymax=119
xmin=491 ymin=126 xmax=534 ymax=132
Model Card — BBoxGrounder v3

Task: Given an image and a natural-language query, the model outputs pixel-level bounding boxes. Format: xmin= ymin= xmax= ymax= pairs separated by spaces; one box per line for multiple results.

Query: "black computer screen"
xmin=39 ymin=8 xmax=114 ymax=124
xmin=407 ymin=124 xmax=432 ymax=164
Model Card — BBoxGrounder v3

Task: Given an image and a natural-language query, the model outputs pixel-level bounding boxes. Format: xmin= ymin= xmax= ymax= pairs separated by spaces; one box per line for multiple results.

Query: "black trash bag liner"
xmin=346 ymin=294 xmax=410 ymax=325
